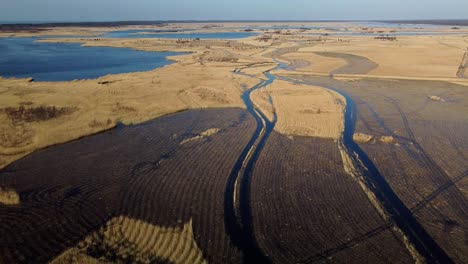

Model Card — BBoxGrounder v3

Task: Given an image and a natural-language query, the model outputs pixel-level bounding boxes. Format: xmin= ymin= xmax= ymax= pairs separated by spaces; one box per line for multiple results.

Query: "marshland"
xmin=0 ymin=3 xmax=468 ymax=263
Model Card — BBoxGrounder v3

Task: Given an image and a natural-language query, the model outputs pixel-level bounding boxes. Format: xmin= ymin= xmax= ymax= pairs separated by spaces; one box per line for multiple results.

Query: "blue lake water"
xmin=0 ymin=37 xmax=183 ymax=81
xmin=101 ymin=31 xmax=258 ymax=39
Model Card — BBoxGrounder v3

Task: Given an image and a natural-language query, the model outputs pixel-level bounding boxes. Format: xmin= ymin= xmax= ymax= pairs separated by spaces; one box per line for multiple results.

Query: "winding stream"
xmin=224 ymin=62 xmax=280 ymax=263
xmin=280 ymin=76 xmax=453 ymax=264
xmin=225 ymin=48 xmax=453 ymax=263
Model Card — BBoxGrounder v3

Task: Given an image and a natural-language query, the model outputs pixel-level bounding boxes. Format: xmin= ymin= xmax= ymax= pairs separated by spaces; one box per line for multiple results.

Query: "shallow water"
xmin=101 ymin=30 xmax=258 ymax=39
xmin=224 ymin=60 xmax=284 ymax=263
xmin=0 ymin=37 xmax=183 ymax=81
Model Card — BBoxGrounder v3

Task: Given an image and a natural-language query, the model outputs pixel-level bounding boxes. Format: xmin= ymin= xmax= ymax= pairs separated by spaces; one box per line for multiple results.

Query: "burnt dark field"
xmin=1 ymin=75 xmax=467 ymax=263
xmin=0 ymin=108 xmax=255 ymax=263
xmin=288 ymin=75 xmax=468 ymax=263
xmin=251 ymin=132 xmax=415 ymax=263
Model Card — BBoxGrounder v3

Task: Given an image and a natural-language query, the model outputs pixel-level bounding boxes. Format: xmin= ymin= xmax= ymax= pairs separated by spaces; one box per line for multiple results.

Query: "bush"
xmin=2 ymin=105 xmax=77 ymax=124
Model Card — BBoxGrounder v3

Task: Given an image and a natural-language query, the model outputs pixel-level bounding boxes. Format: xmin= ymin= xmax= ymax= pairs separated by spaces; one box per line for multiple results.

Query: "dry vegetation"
xmin=1 ymin=105 xmax=77 ymax=124
xmin=51 ymin=217 xmax=207 ymax=264
xmin=251 ymin=79 xmax=345 ymax=139
xmin=353 ymin=133 xmax=373 ymax=143
xmin=290 ymin=36 xmax=468 ymax=78
xmin=0 ymin=187 xmax=20 ymax=205
xmin=456 ymin=51 xmax=468 ymax=78
xmin=3 ymin=28 xmax=468 ymax=170
xmin=180 ymin=128 xmax=220 ymax=145
xmin=0 ymin=43 xmax=262 ymax=168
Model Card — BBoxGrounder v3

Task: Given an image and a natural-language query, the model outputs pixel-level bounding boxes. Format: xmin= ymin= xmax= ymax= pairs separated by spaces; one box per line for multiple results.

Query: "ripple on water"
xmin=0 ymin=37 xmax=183 ymax=81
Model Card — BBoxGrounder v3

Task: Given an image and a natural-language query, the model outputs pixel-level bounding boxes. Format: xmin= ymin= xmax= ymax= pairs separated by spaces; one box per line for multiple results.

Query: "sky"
xmin=1 ymin=0 xmax=467 ymax=22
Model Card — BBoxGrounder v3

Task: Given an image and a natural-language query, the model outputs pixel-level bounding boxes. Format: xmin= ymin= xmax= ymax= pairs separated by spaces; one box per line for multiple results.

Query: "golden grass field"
xmin=3 ymin=25 xmax=467 ymax=169
xmin=251 ymin=79 xmax=345 ymax=138
xmin=51 ymin=217 xmax=207 ymax=264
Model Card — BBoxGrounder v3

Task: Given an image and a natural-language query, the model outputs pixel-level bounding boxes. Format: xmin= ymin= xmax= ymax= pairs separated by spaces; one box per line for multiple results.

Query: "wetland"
xmin=1 ymin=20 xmax=467 ymax=263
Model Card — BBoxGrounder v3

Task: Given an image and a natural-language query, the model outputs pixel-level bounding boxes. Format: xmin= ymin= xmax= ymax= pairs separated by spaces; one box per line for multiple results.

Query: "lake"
xmin=101 ymin=30 xmax=258 ymax=39
xmin=0 ymin=37 xmax=183 ymax=81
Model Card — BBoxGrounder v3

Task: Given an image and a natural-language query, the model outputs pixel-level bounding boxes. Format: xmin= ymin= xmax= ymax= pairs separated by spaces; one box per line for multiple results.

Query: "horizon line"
xmin=1 ymin=18 xmax=468 ymax=24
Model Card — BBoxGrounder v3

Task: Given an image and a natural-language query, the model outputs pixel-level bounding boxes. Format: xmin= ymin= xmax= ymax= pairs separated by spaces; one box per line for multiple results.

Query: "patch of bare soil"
xmin=315 ymin=52 xmax=378 ymax=75
xmin=283 ymin=58 xmax=311 ymax=71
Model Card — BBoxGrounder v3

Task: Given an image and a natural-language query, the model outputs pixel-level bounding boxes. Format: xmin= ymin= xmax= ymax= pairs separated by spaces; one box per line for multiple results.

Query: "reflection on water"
xmin=0 ymin=37 xmax=183 ymax=81
xmin=101 ymin=30 xmax=258 ymax=39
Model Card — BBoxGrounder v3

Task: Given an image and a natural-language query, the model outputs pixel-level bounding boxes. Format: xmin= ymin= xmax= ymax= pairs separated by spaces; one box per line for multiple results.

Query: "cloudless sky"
xmin=1 ymin=0 xmax=467 ymax=22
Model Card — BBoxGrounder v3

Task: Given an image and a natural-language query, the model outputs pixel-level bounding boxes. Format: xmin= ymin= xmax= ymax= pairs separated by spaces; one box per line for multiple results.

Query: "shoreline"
xmin=1 ymin=21 xmax=467 ymax=262
xmin=2 ymin=29 xmax=468 ymax=169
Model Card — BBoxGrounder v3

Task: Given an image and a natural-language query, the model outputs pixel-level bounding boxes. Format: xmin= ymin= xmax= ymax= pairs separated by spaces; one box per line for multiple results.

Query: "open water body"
xmin=0 ymin=31 xmax=257 ymax=81
xmin=0 ymin=37 xmax=183 ymax=81
xmin=101 ymin=30 xmax=258 ymax=39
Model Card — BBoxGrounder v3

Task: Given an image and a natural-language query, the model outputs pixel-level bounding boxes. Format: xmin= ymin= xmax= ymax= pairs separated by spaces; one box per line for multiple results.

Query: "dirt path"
xmin=456 ymin=50 xmax=467 ymax=78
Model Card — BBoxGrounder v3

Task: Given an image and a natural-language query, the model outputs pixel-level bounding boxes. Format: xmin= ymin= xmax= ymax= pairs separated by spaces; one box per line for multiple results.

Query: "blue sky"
xmin=1 ymin=0 xmax=467 ymax=22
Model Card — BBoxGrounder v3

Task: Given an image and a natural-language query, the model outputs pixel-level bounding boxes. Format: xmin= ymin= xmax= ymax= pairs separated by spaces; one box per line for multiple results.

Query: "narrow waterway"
xmin=280 ymin=75 xmax=453 ymax=264
xmin=224 ymin=45 xmax=453 ymax=263
xmin=224 ymin=63 xmax=281 ymax=263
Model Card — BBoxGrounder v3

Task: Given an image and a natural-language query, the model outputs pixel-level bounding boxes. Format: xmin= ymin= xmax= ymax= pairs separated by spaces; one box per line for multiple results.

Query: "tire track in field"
xmin=278 ymin=75 xmax=454 ymax=264
xmin=350 ymin=93 xmax=466 ymax=220
xmin=379 ymin=95 xmax=468 ymax=221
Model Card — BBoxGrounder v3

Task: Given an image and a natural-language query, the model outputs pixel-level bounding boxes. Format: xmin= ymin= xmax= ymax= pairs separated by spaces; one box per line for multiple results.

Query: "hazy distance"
xmin=1 ymin=0 xmax=468 ymax=22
